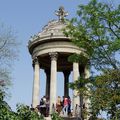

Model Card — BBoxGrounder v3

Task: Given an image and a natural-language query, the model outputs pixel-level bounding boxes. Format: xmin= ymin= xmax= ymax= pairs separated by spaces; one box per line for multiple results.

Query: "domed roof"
xmin=38 ymin=6 xmax=68 ymax=39
xmin=38 ymin=20 xmax=67 ymax=38
xmin=28 ymin=6 xmax=71 ymax=54
xmin=29 ymin=6 xmax=69 ymax=42
xmin=28 ymin=7 xmax=87 ymax=72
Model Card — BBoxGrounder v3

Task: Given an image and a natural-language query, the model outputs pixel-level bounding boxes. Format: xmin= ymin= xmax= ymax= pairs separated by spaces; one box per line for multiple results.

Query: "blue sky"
xmin=0 ymin=0 xmax=119 ymax=111
xmin=0 ymin=0 xmax=86 ymax=111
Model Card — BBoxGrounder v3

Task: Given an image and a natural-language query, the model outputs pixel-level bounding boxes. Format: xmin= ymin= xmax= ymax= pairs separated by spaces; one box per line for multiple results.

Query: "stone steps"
xmin=44 ymin=117 xmax=51 ymax=120
xmin=44 ymin=116 xmax=81 ymax=120
xmin=63 ymin=117 xmax=81 ymax=120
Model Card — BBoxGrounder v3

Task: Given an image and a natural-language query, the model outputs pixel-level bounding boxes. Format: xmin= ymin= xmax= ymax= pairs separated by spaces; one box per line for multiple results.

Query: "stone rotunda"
xmin=28 ymin=6 xmax=90 ymax=114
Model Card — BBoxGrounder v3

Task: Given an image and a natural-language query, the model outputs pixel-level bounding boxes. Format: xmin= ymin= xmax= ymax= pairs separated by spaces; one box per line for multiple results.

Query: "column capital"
xmin=32 ymin=57 xmax=39 ymax=65
xmin=49 ymin=52 xmax=58 ymax=61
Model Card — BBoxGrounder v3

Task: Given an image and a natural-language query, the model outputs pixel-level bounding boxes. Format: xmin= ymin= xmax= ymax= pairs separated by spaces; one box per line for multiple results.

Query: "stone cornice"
xmin=28 ymin=36 xmax=70 ymax=54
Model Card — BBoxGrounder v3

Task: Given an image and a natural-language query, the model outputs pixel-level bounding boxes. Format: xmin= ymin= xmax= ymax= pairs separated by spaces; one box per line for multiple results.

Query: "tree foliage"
xmin=91 ymin=69 xmax=120 ymax=119
xmin=16 ymin=104 xmax=44 ymax=120
xmin=64 ymin=0 xmax=120 ymax=70
xmin=0 ymin=23 xmax=18 ymax=66
xmin=0 ymin=89 xmax=63 ymax=120
xmin=0 ymin=22 xmax=45 ymax=120
xmin=0 ymin=21 xmax=63 ymax=118
xmin=0 ymin=23 xmax=19 ymax=90
xmin=64 ymin=0 xmax=120 ymax=119
xmin=0 ymin=89 xmax=18 ymax=120
xmin=0 ymin=88 xmax=45 ymax=120
xmin=51 ymin=112 xmax=63 ymax=120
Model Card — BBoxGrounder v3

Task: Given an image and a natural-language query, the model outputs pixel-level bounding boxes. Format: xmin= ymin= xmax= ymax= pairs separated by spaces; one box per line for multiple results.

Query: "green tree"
xmin=64 ymin=0 xmax=120 ymax=119
xmin=0 ymin=23 xmax=19 ymax=92
xmin=0 ymin=23 xmax=45 ymax=120
xmin=0 ymin=22 xmax=20 ymax=119
xmin=51 ymin=112 xmax=63 ymax=120
xmin=16 ymin=104 xmax=45 ymax=120
xmin=0 ymin=89 xmax=18 ymax=120
xmin=91 ymin=69 xmax=120 ymax=120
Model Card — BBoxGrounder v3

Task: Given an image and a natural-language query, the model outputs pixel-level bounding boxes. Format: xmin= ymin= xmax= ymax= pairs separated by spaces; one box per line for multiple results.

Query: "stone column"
xmin=84 ymin=65 xmax=90 ymax=120
xmin=45 ymin=69 xmax=50 ymax=98
xmin=32 ymin=57 xmax=40 ymax=108
xmin=73 ymin=62 xmax=80 ymax=113
xmin=63 ymin=71 xmax=70 ymax=97
xmin=49 ymin=52 xmax=58 ymax=114
xmin=84 ymin=65 xmax=90 ymax=79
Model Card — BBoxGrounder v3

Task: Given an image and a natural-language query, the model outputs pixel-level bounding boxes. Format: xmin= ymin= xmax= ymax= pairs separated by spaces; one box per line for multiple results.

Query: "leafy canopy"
xmin=64 ymin=0 xmax=120 ymax=119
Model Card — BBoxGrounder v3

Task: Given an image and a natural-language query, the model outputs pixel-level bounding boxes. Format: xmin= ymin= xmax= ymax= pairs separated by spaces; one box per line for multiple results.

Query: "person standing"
xmin=56 ymin=96 xmax=62 ymax=114
xmin=68 ymin=96 xmax=71 ymax=116
xmin=63 ymin=97 xmax=69 ymax=117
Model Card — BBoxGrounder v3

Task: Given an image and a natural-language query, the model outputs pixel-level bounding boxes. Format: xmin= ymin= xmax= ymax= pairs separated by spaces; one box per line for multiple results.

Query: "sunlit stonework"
xmin=28 ymin=6 xmax=89 ymax=119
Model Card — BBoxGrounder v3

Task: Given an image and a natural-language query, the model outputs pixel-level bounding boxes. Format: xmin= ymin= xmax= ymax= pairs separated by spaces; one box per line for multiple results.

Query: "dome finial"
xmin=55 ymin=6 xmax=68 ymax=21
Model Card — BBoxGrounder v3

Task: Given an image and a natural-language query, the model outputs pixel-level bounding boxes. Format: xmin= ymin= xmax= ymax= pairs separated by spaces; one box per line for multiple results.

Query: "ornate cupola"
xmin=28 ymin=6 xmax=89 ymax=116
